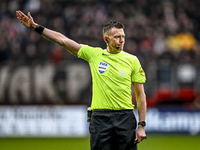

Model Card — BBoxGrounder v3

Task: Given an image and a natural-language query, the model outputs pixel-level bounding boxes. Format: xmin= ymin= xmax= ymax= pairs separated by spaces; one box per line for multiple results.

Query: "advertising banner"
xmin=0 ymin=105 xmax=89 ymax=137
xmin=135 ymin=108 xmax=200 ymax=135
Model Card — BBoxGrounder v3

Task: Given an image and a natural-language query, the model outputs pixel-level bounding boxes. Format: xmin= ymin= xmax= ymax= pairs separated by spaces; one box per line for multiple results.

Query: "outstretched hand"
xmin=16 ymin=10 xmax=37 ymax=29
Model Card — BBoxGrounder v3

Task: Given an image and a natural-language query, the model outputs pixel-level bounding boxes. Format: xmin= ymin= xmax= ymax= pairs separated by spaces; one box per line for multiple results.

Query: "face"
xmin=105 ymin=27 xmax=125 ymax=53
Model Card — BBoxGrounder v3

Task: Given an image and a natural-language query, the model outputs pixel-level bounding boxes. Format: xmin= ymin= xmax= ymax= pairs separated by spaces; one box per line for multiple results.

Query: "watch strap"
xmin=138 ymin=121 xmax=146 ymax=127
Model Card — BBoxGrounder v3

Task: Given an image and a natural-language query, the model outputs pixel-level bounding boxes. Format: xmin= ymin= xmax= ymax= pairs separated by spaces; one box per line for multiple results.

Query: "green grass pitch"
xmin=1 ymin=134 xmax=200 ymax=150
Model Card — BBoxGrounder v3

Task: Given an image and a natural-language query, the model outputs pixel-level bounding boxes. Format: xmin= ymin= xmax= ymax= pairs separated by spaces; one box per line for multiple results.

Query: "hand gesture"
xmin=16 ymin=11 xmax=37 ymax=29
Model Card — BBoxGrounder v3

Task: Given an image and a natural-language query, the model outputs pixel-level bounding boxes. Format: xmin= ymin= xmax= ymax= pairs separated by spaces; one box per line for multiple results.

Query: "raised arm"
xmin=133 ymin=82 xmax=147 ymax=143
xmin=16 ymin=10 xmax=81 ymax=56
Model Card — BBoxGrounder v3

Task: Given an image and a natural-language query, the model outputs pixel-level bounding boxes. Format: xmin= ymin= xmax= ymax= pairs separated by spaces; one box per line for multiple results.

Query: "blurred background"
xmin=0 ymin=0 xmax=200 ymax=150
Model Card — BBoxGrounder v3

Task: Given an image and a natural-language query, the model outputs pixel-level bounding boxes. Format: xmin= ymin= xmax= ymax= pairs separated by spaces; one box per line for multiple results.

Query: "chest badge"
xmin=120 ymin=71 xmax=125 ymax=77
xmin=98 ymin=61 xmax=109 ymax=73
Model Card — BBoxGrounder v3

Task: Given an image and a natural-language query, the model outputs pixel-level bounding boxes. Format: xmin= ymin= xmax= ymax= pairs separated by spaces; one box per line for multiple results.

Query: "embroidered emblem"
xmin=120 ymin=71 xmax=125 ymax=77
xmin=102 ymin=53 xmax=109 ymax=56
xmin=98 ymin=61 xmax=109 ymax=73
xmin=140 ymin=67 xmax=145 ymax=76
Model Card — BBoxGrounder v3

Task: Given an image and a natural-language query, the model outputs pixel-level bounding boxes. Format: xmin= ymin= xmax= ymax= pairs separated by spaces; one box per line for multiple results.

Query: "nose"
xmin=120 ymin=37 xmax=124 ymax=43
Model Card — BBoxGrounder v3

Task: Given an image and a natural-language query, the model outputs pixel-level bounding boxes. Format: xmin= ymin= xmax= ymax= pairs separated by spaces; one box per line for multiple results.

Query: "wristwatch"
xmin=138 ymin=121 xmax=146 ymax=127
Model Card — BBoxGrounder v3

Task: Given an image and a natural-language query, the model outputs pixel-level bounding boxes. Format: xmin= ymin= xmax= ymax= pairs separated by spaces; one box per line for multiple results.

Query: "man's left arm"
xmin=133 ymin=82 xmax=147 ymax=143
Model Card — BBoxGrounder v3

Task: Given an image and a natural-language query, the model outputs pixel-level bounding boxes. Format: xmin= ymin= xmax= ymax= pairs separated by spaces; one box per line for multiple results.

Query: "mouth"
xmin=118 ymin=44 xmax=124 ymax=49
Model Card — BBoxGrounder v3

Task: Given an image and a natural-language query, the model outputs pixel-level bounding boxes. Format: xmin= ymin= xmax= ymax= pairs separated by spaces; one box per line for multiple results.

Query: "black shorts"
xmin=89 ymin=110 xmax=137 ymax=150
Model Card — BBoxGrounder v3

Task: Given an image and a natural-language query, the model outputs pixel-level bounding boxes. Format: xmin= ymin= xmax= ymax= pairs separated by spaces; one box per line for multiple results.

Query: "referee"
xmin=16 ymin=10 xmax=147 ymax=150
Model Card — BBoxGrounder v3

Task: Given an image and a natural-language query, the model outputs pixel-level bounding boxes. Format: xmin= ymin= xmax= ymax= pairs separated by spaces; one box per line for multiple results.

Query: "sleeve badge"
xmin=139 ymin=67 xmax=145 ymax=76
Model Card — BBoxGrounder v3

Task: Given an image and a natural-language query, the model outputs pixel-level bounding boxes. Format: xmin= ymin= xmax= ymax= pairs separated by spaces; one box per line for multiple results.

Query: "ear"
xmin=104 ymin=36 xmax=109 ymax=43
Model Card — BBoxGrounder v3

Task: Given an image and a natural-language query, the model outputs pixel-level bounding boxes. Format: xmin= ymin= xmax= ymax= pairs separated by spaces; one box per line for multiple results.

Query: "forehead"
xmin=110 ymin=27 xmax=125 ymax=36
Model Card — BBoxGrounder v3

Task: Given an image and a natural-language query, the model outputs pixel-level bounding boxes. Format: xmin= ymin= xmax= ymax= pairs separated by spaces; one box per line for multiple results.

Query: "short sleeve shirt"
xmin=77 ymin=45 xmax=146 ymax=110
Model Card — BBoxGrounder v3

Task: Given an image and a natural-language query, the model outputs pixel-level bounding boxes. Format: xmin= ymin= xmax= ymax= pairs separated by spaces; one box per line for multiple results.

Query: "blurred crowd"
xmin=0 ymin=0 xmax=200 ymax=66
xmin=1 ymin=0 xmax=200 ymax=107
